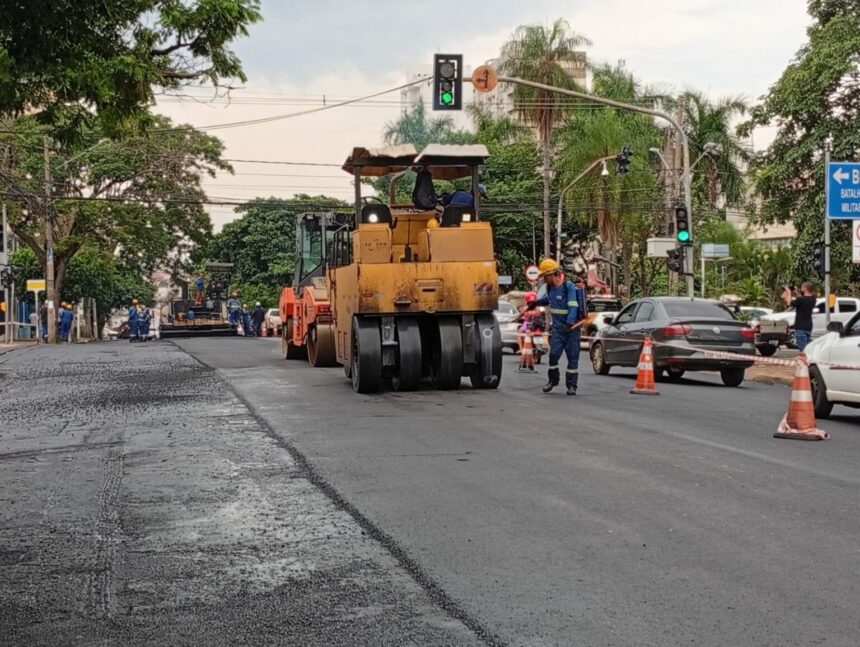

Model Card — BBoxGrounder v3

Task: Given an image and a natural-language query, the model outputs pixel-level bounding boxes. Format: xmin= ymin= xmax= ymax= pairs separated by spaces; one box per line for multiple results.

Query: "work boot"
xmin=542 ymin=382 xmax=555 ymax=393
xmin=566 ymin=387 xmax=577 ymax=396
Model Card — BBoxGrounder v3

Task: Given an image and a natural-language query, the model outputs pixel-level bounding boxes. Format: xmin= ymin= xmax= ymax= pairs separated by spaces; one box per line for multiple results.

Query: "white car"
xmin=494 ymin=301 xmax=520 ymax=352
xmin=582 ymin=296 xmax=624 ymax=349
xmin=805 ymin=312 xmax=860 ymax=418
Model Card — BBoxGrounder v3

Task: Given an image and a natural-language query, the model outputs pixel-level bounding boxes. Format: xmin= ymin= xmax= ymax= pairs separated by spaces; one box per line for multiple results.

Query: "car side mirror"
xmin=827 ymin=321 xmax=844 ymax=335
xmin=603 ymin=315 xmax=615 ymax=325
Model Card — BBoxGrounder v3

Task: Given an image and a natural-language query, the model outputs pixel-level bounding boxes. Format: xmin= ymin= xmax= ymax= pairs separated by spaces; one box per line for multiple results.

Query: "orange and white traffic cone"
xmin=518 ymin=333 xmax=536 ymax=372
xmin=631 ymin=337 xmax=659 ymax=395
xmin=774 ymin=353 xmax=829 ymax=441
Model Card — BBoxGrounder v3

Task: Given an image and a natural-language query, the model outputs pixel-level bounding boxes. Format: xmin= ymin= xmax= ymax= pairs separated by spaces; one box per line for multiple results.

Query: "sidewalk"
xmin=0 ymin=340 xmax=36 ymax=356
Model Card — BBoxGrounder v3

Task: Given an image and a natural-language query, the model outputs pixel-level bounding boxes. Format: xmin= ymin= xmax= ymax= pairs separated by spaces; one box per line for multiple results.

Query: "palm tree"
xmin=679 ymin=92 xmax=750 ymax=209
xmin=382 ymin=102 xmax=470 ymax=149
xmin=499 ymin=18 xmax=590 ymax=258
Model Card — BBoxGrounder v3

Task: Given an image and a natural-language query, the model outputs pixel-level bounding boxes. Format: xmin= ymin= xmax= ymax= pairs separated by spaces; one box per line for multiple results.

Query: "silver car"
xmin=495 ymin=301 xmax=520 ymax=352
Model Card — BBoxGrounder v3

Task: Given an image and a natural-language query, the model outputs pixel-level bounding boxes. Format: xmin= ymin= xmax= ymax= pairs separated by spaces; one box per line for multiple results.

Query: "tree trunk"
xmin=541 ymin=136 xmax=551 ymax=260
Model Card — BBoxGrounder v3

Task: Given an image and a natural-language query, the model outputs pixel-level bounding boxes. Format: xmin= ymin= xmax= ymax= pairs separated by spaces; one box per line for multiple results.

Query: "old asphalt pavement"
xmin=2 ymin=337 xmax=859 ymax=646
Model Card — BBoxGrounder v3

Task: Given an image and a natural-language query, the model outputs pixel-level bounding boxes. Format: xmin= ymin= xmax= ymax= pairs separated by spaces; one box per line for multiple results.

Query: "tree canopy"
xmin=0 ymin=0 xmax=261 ymax=140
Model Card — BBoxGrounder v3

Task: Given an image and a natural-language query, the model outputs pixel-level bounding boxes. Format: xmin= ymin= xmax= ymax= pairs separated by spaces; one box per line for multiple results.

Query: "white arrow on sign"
xmin=833 ymin=168 xmax=850 ymax=184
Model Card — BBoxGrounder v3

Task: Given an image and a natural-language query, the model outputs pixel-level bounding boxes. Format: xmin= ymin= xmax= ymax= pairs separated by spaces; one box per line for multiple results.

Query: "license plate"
xmin=768 ymin=339 xmax=779 ymax=346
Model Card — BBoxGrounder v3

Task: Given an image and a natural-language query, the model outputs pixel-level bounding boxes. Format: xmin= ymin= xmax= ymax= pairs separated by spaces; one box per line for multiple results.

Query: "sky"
xmin=154 ymin=0 xmax=812 ymax=229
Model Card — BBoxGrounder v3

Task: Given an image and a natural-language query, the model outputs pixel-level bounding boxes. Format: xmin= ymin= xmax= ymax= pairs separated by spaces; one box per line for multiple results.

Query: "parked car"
xmin=590 ymin=297 xmax=756 ymax=386
xmin=265 ymin=308 xmax=282 ymax=337
xmin=494 ymin=301 xmax=520 ymax=353
xmin=805 ymin=313 xmax=860 ymax=418
xmin=756 ymin=297 xmax=860 ymax=355
xmin=582 ymin=296 xmax=624 ymax=349
xmin=739 ymin=306 xmax=773 ymax=330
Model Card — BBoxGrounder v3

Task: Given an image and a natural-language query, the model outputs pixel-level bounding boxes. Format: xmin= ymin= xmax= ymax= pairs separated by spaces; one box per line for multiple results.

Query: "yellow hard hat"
xmin=538 ymin=258 xmax=560 ymax=276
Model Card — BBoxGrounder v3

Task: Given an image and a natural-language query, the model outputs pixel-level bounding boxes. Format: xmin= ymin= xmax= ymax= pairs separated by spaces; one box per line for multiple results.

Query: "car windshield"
xmin=664 ymin=301 xmax=736 ymax=319
xmin=498 ymin=302 xmax=518 ymax=316
xmin=589 ymin=299 xmax=623 ymax=313
xmin=267 ymin=309 xmax=278 ymax=317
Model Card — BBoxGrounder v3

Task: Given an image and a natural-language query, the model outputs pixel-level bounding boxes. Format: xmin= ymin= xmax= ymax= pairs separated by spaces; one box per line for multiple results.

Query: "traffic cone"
xmin=518 ymin=333 xmax=536 ymax=372
xmin=631 ymin=337 xmax=659 ymax=395
xmin=774 ymin=354 xmax=829 ymax=441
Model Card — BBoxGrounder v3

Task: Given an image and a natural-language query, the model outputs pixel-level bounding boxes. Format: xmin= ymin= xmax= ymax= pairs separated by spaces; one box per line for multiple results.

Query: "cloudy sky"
xmin=154 ymin=0 xmax=812 ymax=228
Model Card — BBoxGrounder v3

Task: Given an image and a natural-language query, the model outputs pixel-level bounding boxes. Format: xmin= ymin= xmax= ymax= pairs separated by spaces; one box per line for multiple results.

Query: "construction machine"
xmin=280 ymin=144 xmax=502 ymax=393
xmin=159 ymin=262 xmax=237 ymax=338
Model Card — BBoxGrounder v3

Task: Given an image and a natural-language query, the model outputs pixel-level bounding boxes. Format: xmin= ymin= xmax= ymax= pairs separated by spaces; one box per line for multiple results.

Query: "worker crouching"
xmin=528 ymin=259 xmax=586 ymax=395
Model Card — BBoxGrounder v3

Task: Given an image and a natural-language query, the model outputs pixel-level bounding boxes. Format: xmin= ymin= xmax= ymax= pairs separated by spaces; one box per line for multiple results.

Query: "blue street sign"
xmin=826 ymin=161 xmax=860 ymax=219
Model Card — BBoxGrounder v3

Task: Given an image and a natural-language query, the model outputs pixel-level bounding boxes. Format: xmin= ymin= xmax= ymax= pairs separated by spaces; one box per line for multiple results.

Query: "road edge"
xmin=173 ymin=341 xmax=507 ymax=647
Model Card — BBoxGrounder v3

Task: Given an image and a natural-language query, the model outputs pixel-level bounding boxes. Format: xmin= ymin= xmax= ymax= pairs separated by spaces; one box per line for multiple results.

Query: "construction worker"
xmin=227 ymin=291 xmax=241 ymax=326
xmin=442 ymin=183 xmax=487 ymax=209
xmin=251 ymin=302 xmax=265 ymax=337
xmin=128 ymin=299 xmax=140 ymax=342
xmin=39 ymin=302 xmax=48 ymax=341
xmin=528 ymin=258 xmax=586 ymax=395
xmin=241 ymin=303 xmax=252 ymax=336
xmin=194 ymin=273 xmax=205 ymax=305
xmin=60 ymin=301 xmax=74 ymax=342
xmin=138 ymin=304 xmax=151 ymax=341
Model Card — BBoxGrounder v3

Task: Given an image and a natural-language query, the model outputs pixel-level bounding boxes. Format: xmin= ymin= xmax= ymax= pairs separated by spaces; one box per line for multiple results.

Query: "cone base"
xmin=630 ymin=388 xmax=659 ymax=395
xmin=773 ymin=431 xmax=829 ymax=441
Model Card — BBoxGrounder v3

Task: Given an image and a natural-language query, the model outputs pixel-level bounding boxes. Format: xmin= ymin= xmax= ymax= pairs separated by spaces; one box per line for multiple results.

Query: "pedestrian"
xmin=527 ymin=258 xmax=587 ymax=395
xmin=251 ymin=302 xmax=265 ymax=337
xmin=227 ymin=291 xmax=241 ymax=326
xmin=128 ymin=299 xmax=140 ymax=342
xmin=139 ymin=305 xmax=151 ymax=341
xmin=442 ymin=183 xmax=488 ymax=209
xmin=241 ymin=303 xmax=252 ymax=337
xmin=28 ymin=309 xmax=38 ymax=340
xmin=194 ymin=273 xmax=205 ymax=306
xmin=39 ymin=301 xmax=48 ymax=341
xmin=62 ymin=302 xmax=75 ymax=342
xmin=782 ymin=282 xmax=816 ymax=352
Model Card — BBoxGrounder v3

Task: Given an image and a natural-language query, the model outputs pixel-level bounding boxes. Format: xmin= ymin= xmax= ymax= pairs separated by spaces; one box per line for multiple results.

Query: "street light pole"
xmin=556 ymin=156 xmax=614 ymax=263
xmin=497 ymin=75 xmax=695 ymax=297
xmin=43 ymin=137 xmax=57 ymax=344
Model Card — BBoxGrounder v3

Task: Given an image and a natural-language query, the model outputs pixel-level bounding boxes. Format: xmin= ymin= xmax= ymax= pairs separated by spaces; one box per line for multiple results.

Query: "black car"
xmin=589 ymin=297 xmax=756 ymax=386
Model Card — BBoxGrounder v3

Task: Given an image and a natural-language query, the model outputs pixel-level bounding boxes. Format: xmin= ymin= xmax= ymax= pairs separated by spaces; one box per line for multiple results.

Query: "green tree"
xmin=679 ymin=92 xmax=750 ymax=210
xmin=0 ymin=0 xmax=261 ymax=141
xmin=0 ymin=114 xmax=228 ymax=305
xmin=207 ymin=195 xmax=348 ymax=306
xmin=499 ymin=18 xmax=590 ymax=258
xmin=740 ymin=0 xmax=860 ymax=288
xmin=12 ymin=247 xmax=153 ymax=330
xmin=555 ymin=65 xmax=664 ymax=296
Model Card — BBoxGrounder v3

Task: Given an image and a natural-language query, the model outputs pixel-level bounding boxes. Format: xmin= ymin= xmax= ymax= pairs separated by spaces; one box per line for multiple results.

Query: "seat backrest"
xmin=441 ymin=204 xmax=473 ymax=228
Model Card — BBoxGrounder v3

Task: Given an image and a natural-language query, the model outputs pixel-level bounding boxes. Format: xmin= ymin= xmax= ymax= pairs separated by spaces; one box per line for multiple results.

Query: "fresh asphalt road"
xmin=174 ymin=336 xmax=860 ymax=647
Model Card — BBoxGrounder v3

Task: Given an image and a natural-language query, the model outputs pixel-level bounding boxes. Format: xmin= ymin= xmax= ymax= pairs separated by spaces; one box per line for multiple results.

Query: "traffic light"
xmin=811 ymin=245 xmax=825 ymax=278
xmin=666 ymin=248 xmax=683 ymax=273
xmin=675 ymin=206 xmax=691 ymax=245
xmin=433 ymin=54 xmax=463 ymax=111
xmin=615 ymin=145 xmax=632 ymax=175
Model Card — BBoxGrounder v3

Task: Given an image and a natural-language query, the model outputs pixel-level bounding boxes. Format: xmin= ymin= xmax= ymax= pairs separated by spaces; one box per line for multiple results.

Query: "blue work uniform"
xmin=241 ymin=308 xmax=252 ymax=336
xmin=534 ymin=280 xmax=584 ymax=390
xmin=127 ymin=305 xmax=139 ymax=341
xmin=227 ymin=297 xmax=241 ymax=325
xmin=139 ymin=308 xmax=151 ymax=340
xmin=60 ymin=307 xmax=74 ymax=342
xmin=443 ymin=190 xmax=475 ymax=208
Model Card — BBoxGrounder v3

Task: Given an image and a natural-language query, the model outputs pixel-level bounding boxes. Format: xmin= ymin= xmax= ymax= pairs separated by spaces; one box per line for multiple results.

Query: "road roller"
xmin=279 ymin=211 xmax=352 ymax=365
xmin=330 ymin=143 xmax=503 ymax=393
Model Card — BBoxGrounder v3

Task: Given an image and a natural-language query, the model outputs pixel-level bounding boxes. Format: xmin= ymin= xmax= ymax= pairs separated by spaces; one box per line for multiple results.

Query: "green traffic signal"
xmin=677 ymin=230 xmax=690 ymax=243
xmin=440 ymin=91 xmax=454 ymax=105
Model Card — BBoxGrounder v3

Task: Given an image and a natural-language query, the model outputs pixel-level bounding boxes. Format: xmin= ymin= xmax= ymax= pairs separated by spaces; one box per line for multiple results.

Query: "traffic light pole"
xmin=497 ymin=76 xmax=695 ymax=297
xmin=556 ymin=155 xmax=615 ymax=264
xmin=824 ymin=144 xmax=831 ymax=325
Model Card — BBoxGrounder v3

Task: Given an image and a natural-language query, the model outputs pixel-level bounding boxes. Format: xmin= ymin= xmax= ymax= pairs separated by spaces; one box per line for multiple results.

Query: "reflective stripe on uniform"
xmin=566 ymin=368 xmax=579 ymax=373
xmin=567 ymin=301 xmax=578 ymax=307
xmin=549 ymin=364 xmax=559 ymax=369
xmin=550 ymin=308 xmax=567 ymax=315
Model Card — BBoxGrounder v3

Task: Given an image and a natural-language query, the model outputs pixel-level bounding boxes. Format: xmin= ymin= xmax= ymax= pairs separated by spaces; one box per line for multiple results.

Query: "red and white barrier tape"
xmin=575 ymin=333 xmax=860 ymax=371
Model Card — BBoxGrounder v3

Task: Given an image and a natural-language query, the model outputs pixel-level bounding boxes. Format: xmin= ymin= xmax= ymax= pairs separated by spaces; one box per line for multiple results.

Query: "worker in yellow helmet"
xmin=527 ymin=258 xmax=587 ymax=395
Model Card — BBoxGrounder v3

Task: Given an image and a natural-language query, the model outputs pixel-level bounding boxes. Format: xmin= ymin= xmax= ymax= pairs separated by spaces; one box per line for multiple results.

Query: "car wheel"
xmin=757 ymin=343 xmax=778 ymax=357
xmin=590 ymin=342 xmax=610 ymax=375
xmin=720 ymin=367 xmax=745 ymax=387
xmin=665 ymin=366 xmax=686 ymax=381
xmin=809 ymin=365 xmax=833 ymax=419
